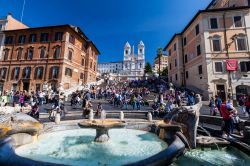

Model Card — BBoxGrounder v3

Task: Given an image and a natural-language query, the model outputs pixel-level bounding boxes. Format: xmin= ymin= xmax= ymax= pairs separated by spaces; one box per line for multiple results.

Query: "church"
xmin=121 ymin=41 xmax=145 ymax=80
xmin=98 ymin=41 xmax=145 ymax=80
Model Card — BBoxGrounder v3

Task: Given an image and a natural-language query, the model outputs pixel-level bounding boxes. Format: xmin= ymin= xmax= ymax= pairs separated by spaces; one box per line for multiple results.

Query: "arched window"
xmin=3 ymin=49 xmax=9 ymax=61
xmin=34 ymin=67 xmax=44 ymax=79
xmin=211 ymin=35 xmax=221 ymax=52
xmin=39 ymin=46 xmax=46 ymax=58
xmin=235 ymin=34 xmax=247 ymax=51
xmin=0 ymin=68 xmax=7 ymax=79
xmin=49 ymin=66 xmax=59 ymax=79
xmin=11 ymin=67 xmax=20 ymax=80
xmin=26 ymin=47 xmax=34 ymax=60
xmin=53 ymin=46 xmax=60 ymax=59
xmin=16 ymin=48 xmax=23 ymax=60
xmin=22 ymin=67 xmax=31 ymax=79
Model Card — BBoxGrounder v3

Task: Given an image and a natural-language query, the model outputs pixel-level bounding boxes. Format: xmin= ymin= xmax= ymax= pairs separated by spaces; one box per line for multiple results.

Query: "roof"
xmin=3 ymin=24 xmax=100 ymax=54
xmin=98 ymin=61 xmax=123 ymax=64
xmin=163 ymin=33 xmax=181 ymax=51
xmin=163 ymin=6 xmax=250 ymax=51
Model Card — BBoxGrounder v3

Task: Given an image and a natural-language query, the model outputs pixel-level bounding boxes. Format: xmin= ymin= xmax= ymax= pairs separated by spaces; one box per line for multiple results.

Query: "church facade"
xmin=98 ymin=41 xmax=145 ymax=80
xmin=121 ymin=41 xmax=145 ymax=80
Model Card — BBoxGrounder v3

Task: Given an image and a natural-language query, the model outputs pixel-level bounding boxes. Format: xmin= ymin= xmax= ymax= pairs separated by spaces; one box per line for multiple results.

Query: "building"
xmin=121 ymin=41 xmax=145 ymax=80
xmin=0 ymin=13 xmax=28 ymax=59
xmin=153 ymin=54 xmax=168 ymax=73
xmin=164 ymin=0 xmax=250 ymax=100
xmin=0 ymin=24 xmax=100 ymax=92
xmin=98 ymin=61 xmax=123 ymax=74
xmin=97 ymin=41 xmax=145 ymax=81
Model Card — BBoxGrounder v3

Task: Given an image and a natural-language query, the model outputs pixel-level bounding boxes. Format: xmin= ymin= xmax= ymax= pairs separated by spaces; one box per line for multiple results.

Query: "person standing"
xmin=220 ymin=101 xmax=234 ymax=138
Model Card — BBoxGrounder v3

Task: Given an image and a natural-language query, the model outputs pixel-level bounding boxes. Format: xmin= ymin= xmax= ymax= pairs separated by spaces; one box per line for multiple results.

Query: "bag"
xmin=232 ymin=115 xmax=240 ymax=124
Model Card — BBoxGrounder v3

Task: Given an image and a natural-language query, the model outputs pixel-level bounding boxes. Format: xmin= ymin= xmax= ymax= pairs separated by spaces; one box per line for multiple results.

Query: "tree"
xmin=161 ymin=67 xmax=168 ymax=76
xmin=144 ymin=62 xmax=152 ymax=74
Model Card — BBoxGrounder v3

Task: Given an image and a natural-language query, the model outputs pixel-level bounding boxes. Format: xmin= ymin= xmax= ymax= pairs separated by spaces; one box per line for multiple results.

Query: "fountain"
xmin=1 ymin=94 xmax=250 ymax=166
xmin=78 ymin=110 xmax=126 ymax=142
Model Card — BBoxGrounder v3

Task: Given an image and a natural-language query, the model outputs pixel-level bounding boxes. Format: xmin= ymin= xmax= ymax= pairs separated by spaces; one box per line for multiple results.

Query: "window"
xmin=125 ymin=50 xmax=128 ymax=55
xmin=22 ymin=67 xmax=31 ymax=79
xmin=197 ymin=45 xmax=201 ymax=56
xmin=55 ymin=32 xmax=63 ymax=41
xmin=11 ymin=67 xmax=20 ymax=80
xmin=40 ymin=47 xmax=46 ymax=58
xmin=168 ymin=49 xmax=171 ymax=56
xmin=16 ymin=48 xmax=22 ymax=60
xmin=195 ymin=24 xmax=200 ymax=35
xmin=3 ymin=49 xmax=9 ymax=61
xmin=234 ymin=16 xmax=243 ymax=27
xmin=34 ymin=67 xmax=43 ymax=79
xmin=183 ymin=37 xmax=187 ymax=46
xmin=169 ymin=63 xmax=172 ymax=70
xmin=210 ymin=18 xmax=218 ymax=29
xmin=240 ymin=61 xmax=250 ymax=72
xmin=69 ymin=35 xmax=75 ymax=44
xmin=186 ymin=71 xmax=189 ymax=79
xmin=82 ymin=42 xmax=87 ymax=51
xmin=0 ymin=24 xmax=2 ymax=30
xmin=198 ymin=65 xmax=203 ymax=75
xmin=27 ymin=48 xmax=33 ymax=60
xmin=212 ymin=38 xmax=221 ymax=52
xmin=68 ymin=50 xmax=73 ymax=60
xmin=236 ymin=37 xmax=247 ymax=51
xmin=94 ymin=64 xmax=96 ymax=71
xmin=175 ymin=74 xmax=178 ymax=81
xmin=80 ymin=73 xmax=84 ymax=79
xmin=215 ymin=62 xmax=223 ymax=72
xmin=81 ymin=59 xmax=85 ymax=66
xmin=18 ymin=35 xmax=26 ymax=44
xmin=40 ymin=33 xmax=49 ymax=42
xmin=54 ymin=46 xmax=60 ymax=59
xmin=184 ymin=54 xmax=188 ymax=63
xmin=174 ymin=59 xmax=177 ymax=67
xmin=0 ymin=68 xmax=7 ymax=79
xmin=4 ymin=36 xmax=13 ymax=44
xmin=29 ymin=34 xmax=37 ymax=43
xmin=50 ymin=66 xmax=59 ymax=79
xmin=65 ymin=68 xmax=72 ymax=77
xmin=174 ymin=43 xmax=176 ymax=51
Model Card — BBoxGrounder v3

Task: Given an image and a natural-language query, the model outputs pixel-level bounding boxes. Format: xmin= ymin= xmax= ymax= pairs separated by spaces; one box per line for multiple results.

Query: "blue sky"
xmin=0 ymin=0 xmax=211 ymax=63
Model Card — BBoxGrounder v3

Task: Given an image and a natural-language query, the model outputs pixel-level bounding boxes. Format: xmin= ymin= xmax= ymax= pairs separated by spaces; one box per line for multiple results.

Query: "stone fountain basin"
xmin=78 ymin=119 xmax=126 ymax=129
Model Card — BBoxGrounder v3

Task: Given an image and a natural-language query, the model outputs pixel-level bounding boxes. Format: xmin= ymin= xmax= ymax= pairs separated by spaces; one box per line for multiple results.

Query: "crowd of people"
xmin=0 ymin=90 xmax=65 ymax=120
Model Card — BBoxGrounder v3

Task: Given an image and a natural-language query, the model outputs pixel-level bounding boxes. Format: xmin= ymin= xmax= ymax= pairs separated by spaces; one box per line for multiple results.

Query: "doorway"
xmin=216 ymin=84 xmax=226 ymax=102
xmin=23 ymin=82 xmax=30 ymax=91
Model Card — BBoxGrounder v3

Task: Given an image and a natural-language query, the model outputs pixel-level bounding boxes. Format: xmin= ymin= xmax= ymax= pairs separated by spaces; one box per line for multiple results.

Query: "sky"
xmin=0 ymin=0 xmax=211 ymax=64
